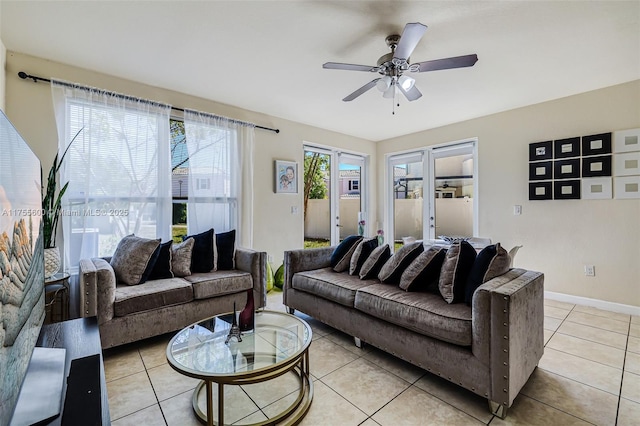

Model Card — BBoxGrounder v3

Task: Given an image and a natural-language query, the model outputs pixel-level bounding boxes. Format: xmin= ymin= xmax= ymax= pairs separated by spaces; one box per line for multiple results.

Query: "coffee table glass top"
xmin=167 ymin=310 xmax=312 ymax=379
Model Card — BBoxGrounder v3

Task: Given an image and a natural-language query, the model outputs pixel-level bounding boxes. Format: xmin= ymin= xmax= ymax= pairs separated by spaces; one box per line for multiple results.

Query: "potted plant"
xmin=42 ymin=129 xmax=82 ymax=278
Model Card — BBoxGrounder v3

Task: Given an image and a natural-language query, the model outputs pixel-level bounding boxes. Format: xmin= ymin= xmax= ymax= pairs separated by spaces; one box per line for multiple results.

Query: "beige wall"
xmin=4 ymin=51 xmax=376 ymax=266
xmin=377 ymin=80 xmax=640 ymax=307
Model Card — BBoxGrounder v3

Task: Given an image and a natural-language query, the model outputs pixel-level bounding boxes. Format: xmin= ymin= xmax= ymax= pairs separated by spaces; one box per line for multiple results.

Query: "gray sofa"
xmin=79 ymin=247 xmax=266 ymax=348
xmin=283 ymin=246 xmax=544 ymax=418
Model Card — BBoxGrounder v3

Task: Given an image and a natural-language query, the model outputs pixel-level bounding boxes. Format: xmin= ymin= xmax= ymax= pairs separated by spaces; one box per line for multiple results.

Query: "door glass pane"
xmin=393 ymin=158 xmax=423 ymax=248
xmin=338 ymin=158 xmax=362 ymax=240
xmin=434 ymin=154 xmax=473 ymax=238
xmin=303 ymin=150 xmax=331 ymax=248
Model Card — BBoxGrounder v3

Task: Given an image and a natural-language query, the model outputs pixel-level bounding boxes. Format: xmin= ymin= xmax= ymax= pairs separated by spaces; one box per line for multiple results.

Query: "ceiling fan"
xmin=323 ymin=22 xmax=478 ymax=103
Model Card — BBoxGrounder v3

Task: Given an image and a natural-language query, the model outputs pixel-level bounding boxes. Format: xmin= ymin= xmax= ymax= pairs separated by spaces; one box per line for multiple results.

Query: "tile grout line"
xmin=614 ymin=321 xmax=632 ymax=426
xmin=140 ymin=348 xmax=169 ymax=426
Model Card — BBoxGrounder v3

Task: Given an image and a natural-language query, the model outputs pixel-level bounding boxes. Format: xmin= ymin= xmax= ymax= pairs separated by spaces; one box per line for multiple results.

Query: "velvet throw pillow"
xmin=378 ymin=242 xmax=424 ymax=284
xmin=330 ymin=235 xmax=363 ymax=271
xmin=110 ymin=234 xmax=161 ymax=285
xmin=349 ymin=238 xmax=378 ymax=276
xmin=359 ymin=244 xmax=391 ymax=280
xmin=399 ymin=246 xmax=447 ymax=292
xmin=464 ymin=243 xmax=511 ymax=305
xmin=172 ymin=237 xmax=194 ymax=277
xmin=438 ymin=240 xmax=477 ymax=304
xmin=184 ymin=228 xmax=215 ymax=273
xmin=216 ymin=230 xmax=236 ymax=270
xmin=148 ymin=241 xmax=174 ymax=280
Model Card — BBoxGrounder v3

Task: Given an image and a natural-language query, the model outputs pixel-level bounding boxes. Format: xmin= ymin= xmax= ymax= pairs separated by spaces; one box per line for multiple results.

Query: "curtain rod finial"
xmin=18 ymin=71 xmax=28 ymax=80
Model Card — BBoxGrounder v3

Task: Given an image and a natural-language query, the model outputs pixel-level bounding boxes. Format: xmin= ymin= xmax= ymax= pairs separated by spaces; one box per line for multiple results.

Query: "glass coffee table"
xmin=167 ymin=310 xmax=313 ymax=426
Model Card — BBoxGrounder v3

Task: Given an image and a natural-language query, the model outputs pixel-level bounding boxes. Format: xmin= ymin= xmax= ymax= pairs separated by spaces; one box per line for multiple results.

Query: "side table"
xmin=45 ymin=272 xmax=70 ymax=323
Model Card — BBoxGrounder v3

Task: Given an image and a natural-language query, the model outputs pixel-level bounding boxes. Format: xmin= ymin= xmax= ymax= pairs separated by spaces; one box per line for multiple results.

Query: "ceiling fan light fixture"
xmin=376 ymin=76 xmax=392 ymax=92
xmin=383 ymin=85 xmax=395 ymax=99
xmin=398 ymin=75 xmax=415 ymax=91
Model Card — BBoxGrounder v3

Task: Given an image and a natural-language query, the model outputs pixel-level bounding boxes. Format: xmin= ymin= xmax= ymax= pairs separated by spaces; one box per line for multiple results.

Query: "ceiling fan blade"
xmin=323 ymin=62 xmax=379 ymax=72
xmin=398 ymin=84 xmax=423 ymax=101
xmin=343 ymin=79 xmax=380 ymax=102
xmin=413 ymin=54 xmax=478 ymax=73
xmin=394 ymin=22 xmax=428 ymax=60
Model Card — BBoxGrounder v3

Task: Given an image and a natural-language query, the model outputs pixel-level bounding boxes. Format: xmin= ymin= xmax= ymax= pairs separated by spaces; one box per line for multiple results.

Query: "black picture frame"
xmin=528 ymin=161 xmax=552 ymax=181
xmin=553 ymin=180 xmax=581 ymax=200
xmin=529 ymin=141 xmax=553 ymax=161
xmin=553 ymin=158 xmax=581 ymax=180
xmin=582 ymin=155 xmax=612 ymax=177
xmin=529 ymin=181 xmax=552 ymax=200
xmin=554 ymin=137 xmax=580 ymax=159
xmin=582 ymin=132 xmax=612 ymax=156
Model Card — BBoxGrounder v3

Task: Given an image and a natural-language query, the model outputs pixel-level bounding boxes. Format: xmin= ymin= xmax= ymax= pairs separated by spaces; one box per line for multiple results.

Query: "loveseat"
xmin=283 ymin=243 xmax=544 ymax=418
xmin=79 ymin=236 xmax=266 ymax=349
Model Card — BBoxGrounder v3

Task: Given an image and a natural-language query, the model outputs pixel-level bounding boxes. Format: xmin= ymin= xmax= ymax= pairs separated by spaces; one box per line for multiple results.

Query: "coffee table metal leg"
xmin=205 ymin=381 xmax=213 ymax=426
xmin=218 ymin=382 xmax=224 ymax=426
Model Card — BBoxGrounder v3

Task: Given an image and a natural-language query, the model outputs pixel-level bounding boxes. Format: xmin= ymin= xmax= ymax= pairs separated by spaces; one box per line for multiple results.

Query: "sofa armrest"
xmin=472 ymin=268 xmax=544 ymax=410
xmin=235 ymin=247 xmax=267 ymax=309
xmin=283 ymin=247 xmax=334 ymax=306
xmin=79 ymin=258 xmax=117 ymax=325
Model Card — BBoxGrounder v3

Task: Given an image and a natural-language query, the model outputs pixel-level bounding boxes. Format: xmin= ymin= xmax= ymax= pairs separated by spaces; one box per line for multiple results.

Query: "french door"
xmin=303 ymin=146 xmax=368 ymax=247
xmin=386 ymin=140 xmax=477 ymax=248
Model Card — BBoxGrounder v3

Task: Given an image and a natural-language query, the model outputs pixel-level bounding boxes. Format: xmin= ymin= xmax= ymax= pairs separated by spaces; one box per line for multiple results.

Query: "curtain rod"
xmin=18 ymin=71 xmax=280 ymax=134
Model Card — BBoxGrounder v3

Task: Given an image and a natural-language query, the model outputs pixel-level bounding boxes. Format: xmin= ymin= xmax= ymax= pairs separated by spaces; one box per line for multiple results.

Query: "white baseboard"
xmin=545 ymin=291 xmax=640 ymax=316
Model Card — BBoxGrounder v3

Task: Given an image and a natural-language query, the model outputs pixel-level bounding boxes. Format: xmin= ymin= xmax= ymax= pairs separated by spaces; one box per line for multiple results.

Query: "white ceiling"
xmin=1 ymin=1 xmax=639 ymax=141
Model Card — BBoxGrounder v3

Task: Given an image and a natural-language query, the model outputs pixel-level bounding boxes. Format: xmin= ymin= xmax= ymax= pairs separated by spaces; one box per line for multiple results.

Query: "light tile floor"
xmin=104 ymin=292 xmax=639 ymax=425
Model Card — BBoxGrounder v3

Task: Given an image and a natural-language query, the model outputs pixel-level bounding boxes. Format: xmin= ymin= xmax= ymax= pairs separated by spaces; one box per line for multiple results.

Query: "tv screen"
xmin=0 ymin=109 xmax=45 ymax=426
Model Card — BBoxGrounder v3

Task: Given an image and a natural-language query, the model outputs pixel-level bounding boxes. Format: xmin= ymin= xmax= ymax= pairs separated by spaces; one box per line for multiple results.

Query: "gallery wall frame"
xmin=582 ymin=155 xmax=612 ymax=177
xmin=529 ymin=141 xmax=553 ymax=161
xmin=553 ymin=158 xmax=581 ymax=180
xmin=582 ymin=132 xmax=612 ymax=157
xmin=614 ymin=128 xmax=640 ymax=153
xmin=614 ymin=152 xmax=640 ymax=177
xmin=614 ymin=176 xmax=640 ymax=199
xmin=529 ymin=161 xmax=552 ymax=181
xmin=529 ymin=181 xmax=552 ymax=200
xmin=581 ymin=177 xmax=612 ymax=200
xmin=554 ymin=180 xmax=581 ymax=200
xmin=274 ymin=160 xmax=298 ymax=194
xmin=554 ymin=137 xmax=580 ymax=159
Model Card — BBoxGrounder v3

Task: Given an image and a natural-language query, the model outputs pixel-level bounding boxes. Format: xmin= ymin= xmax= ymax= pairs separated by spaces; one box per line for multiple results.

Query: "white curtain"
xmin=183 ymin=109 xmax=254 ymax=247
xmin=51 ymin=80 xmax=172 ymax=272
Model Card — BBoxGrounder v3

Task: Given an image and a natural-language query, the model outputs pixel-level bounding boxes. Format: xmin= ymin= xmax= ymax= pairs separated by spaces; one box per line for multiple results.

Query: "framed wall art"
xmin=613 ymin=152 xmax=640 ymax=177
xmin=554 ymin=137 xmax=580 ymax=159
xmin=581 ymin=177 xmax=612 ymax=200
xmin=614 ymin=128 xmax=640 ymax=153
xmin=582 ymin=155 xmax=612 ymax=177
xmin=274 ymin=160 xmax=298 ymax=194
xmin=529 ymin=141 xmax=553 ymax=161
xmin=582 ymin=133 xmax=612 ymax=156
xmin=529 ymin=181 xmax=552 ymax=200
xmin=553 ymin=158 xmax=581 ymax=180
xmin=529 ymin=161 xmax=552 ymax=181
xmin=614 ymin=176 xmax=640 ymax=199
xmin=553 ymin=180 xmax=581 ymax=200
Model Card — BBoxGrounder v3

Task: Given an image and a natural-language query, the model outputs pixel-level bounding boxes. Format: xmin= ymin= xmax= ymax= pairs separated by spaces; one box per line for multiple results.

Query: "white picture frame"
xmin=274 ymin=160 xmax=298 ymax=194
xmin=614 ymin=152 xmax=640 ymax=176
xmin=581 ymin=177 xmax=612 ymax=200
xmin=614 ymin=176 xmax=640 ymax=199
xmin=614 ymin=128 xmax=640 ymax=153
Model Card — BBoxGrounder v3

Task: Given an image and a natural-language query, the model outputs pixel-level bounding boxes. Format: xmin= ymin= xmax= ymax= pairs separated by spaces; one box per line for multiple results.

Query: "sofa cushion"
xmin=333 ymin=236 xmax=363 ymax=272
xmin=349 ymin=237 xmax=378 ymax=276
xmin=215 ymin=230 xmax=236 ymax=270
xmin=185 ymin=228 xmax=215 ymax=273
xmin=110 ymin=235 xmax=161 ymax=285
xmin=184 ymin=270 xmax=253 ymax=300
xmin=359 ymin=244 xmax=391 ymax=280
xmin=439 ymin=240 xmax=477 ymax=304
xmin=114 ymin=277 xmax=194 ymax=317
xmin=149 ymin=241 xmax=174 ymax=280
xmin=354 ymin=283 xmax=472 ymax=346
xmin=330 ymin=235 xmax=363 ymax=270
xmin=378 ymin=242 xmax=424 ymax=284
xmin=464 ymin=243 xmax=511 ymax=305
xmin=172 ymin=237 xmax=194 ymax=277
xmin=399 ymin=246 xmax=447 ymax=292
xmin=293 ymin=267 xmax=377 ymax=307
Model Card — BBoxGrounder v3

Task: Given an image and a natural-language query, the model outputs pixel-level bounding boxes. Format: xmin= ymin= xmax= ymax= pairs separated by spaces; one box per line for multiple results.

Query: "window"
xmin=348 ymin=179 xmax=359 ymax=191
xmin=197 ymin=178 xmax=211 ymax=190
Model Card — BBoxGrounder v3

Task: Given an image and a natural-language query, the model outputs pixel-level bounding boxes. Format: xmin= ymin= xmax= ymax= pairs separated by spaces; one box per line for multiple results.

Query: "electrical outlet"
xmin=584 ymin=265 xmax=595 ymax=277
xmin=513 ymin=205 xmax=522 ymax=215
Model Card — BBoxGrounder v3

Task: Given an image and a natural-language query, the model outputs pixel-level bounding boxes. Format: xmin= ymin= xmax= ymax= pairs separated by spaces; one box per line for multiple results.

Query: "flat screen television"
xmin=0 ymin=109 xmax=45 ymax=426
